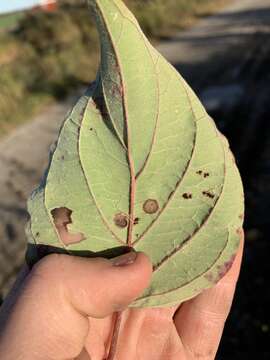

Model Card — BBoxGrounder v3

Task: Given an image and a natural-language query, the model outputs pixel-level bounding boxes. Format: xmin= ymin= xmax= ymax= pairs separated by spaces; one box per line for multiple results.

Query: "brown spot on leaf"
xmin=236 ymin=228 xmax=243 ymax=236
xmin=143 ymin=199 xmax=159 ymax=214
xmin=111 ymin=84 xmax=123 ymax=98
xmin=204 ymin=273 xmax=214 ymax=282
xmin=196 ymin=170 xmax=210 ymax=178
xmin=51 ymin=207 xmax=85 ymax=246
xmin=215 ymin=254 xmax=237 ymax=283
xmin=202 ymin=191 xmax=215 ymax=199
xmin=183 ymin=193 xmax=192 ymax=199
xmin=133 ymin=217 xmax=139 ymax=225
xmin=239 ymin=214 xmax=244 ymax=220
xmin=114 ymin=213 xmax=129 ymax=228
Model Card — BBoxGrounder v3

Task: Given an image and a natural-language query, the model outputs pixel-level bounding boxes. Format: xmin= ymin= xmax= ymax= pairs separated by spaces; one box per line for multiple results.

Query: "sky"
xmin=0 ymin=1 xmax=41 ymax=14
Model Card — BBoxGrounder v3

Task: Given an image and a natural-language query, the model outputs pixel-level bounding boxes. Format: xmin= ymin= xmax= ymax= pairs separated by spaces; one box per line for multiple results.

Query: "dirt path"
xmin=0 ymin=0 xmax=269 ymax=297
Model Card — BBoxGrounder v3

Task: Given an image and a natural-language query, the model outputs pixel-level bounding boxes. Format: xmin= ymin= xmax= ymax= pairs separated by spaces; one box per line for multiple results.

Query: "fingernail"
xmin=111 ymin=251 xmax=137 ymax=266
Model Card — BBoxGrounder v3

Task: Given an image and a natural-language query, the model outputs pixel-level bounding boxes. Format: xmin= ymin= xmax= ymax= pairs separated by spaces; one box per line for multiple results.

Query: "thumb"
xmin=42 ymin=251 xmax=153 ymax=317
xmin=0 ymin=251 xmax=152 ymax=359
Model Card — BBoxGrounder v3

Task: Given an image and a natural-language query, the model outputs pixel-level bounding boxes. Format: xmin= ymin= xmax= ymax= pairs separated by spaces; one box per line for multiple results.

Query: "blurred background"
xmin=0 ymin=0 xmax=269 ymax=358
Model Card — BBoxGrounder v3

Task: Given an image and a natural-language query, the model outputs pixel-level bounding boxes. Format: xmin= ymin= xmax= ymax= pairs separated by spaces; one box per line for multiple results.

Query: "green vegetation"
xmin=0 ymin=12 xmax=23 ymax=31
xmin=0 ymin=0 xmax=230 ymax=137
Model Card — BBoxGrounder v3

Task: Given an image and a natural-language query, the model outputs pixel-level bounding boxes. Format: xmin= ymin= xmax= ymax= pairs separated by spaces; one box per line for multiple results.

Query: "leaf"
xmin=26 ymin=0 xmax=244 ymax=308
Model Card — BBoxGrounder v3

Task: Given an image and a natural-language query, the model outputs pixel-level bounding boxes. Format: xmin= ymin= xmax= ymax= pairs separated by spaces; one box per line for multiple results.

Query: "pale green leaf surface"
xmin=26 ymin=0 xmax=244 ymax=307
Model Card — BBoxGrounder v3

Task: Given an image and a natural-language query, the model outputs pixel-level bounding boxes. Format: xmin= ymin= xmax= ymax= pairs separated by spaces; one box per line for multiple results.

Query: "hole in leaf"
xmin=51 ymin=207 xmax=85 ymax=246
xmin=143 ymin=199 xmax=159 ymax=214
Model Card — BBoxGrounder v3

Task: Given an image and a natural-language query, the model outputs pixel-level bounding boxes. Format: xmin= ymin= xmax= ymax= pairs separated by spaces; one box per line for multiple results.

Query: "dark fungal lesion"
xmin=143 ymin=199 xmax=159 ymax=214
xmin=216 ymin=253 xmax=237 ymax=283
xmin=110 ymin=83 xmax=123 ymax=98
xmin=114 ymin=213 xmax=129 ymax=228
xmin=204 ymin=272 xmax=214 ymax=282
xmin=236 ymin=227 xmax=243 ymax=236
xmin=196 ymin=170 xmax=210 ymax=178
xmin=202 ymin=191 xmax=215 ymax=199
xmin=182 ymin=193 xmax=192 ymax=199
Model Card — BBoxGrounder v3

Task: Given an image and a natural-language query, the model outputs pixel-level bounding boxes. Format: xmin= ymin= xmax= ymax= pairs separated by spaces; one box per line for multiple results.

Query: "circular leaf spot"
xmin=114 ymin=213 xmax=129 ymax=228
xmin=143 ymin=199 xmax=159 ymax=214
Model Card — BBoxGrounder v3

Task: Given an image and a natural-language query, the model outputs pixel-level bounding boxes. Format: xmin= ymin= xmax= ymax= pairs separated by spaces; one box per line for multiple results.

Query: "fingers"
xmin=0 ymin=251 xmax=152 ymax=360
xmin=174 ymin=234 xmax=244 ymax=359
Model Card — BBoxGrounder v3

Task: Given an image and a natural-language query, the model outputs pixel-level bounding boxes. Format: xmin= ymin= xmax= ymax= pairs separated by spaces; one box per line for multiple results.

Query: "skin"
xmin=0 ymin=232 xmax=244 ymax=360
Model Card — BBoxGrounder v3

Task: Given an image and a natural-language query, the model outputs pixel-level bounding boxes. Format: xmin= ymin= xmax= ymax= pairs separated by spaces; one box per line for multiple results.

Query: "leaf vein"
xmin=78 ymin=100 xmax=125 ymax=245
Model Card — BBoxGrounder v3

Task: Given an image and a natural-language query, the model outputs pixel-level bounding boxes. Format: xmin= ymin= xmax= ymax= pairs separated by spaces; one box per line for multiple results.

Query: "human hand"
xmin=0 ymin=233 xmax=243 ymax=360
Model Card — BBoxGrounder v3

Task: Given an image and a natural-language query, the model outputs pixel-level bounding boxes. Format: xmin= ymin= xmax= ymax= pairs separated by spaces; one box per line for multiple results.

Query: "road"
xmin=158 ymin=0 xmax=270 ymax=87
xmin=0 ymin=0 xmax=270 ymax=298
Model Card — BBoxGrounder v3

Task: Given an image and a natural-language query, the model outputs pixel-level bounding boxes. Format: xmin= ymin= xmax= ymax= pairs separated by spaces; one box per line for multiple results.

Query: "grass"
xmin=0 ymin=12 xmax=23 ymax=31
xmin=0 ymin=0 xmax=232 ymax=137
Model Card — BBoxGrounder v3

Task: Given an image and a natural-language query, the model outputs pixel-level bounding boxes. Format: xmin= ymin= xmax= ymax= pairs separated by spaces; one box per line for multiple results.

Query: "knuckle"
xmin=197 ymin=308 xmax=226 ymax=324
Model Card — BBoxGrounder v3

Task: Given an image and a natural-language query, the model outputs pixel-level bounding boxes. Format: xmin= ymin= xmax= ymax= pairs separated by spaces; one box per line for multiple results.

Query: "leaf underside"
xmin=26 ymin=0 xmax=244 ymax=308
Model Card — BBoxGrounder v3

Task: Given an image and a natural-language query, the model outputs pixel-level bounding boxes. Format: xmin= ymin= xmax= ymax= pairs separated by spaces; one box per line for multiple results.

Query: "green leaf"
xmin=26 ymin=0 xmax=244 ymax=308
